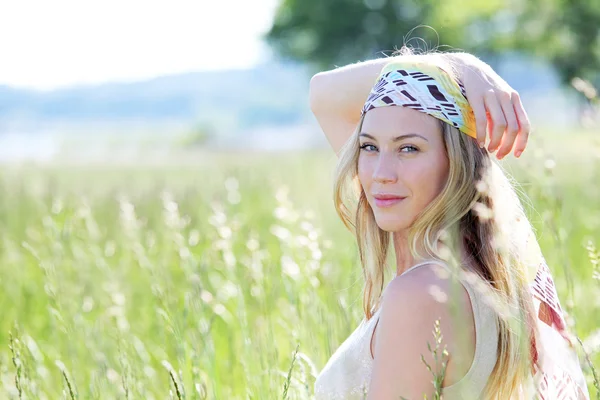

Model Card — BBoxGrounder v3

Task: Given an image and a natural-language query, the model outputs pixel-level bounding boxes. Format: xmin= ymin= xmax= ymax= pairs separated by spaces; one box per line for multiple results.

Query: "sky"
xmin=0 ymin=0 xmax=280 ymax=90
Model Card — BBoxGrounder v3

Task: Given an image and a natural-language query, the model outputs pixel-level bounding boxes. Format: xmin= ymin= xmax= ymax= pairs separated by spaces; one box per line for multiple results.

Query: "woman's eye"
xmin=359 ymin=144 xmax=377 ymax=152
xmin=400 ymin=145 xmax=419 ymax=153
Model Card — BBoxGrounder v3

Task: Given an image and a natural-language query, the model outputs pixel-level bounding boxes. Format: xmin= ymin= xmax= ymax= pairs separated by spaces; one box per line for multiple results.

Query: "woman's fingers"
xmin=494 ymin=91 xmax=521 ymax=159
xmin=510 ymin=91 xmax=531 ymax=157
xmin=483 ymin=90 xmax=507 ymax=155
xmin=470 ymin=96 xmax=488 ymax=148
xmin=459 ymin=60 xmax=531 ymax=158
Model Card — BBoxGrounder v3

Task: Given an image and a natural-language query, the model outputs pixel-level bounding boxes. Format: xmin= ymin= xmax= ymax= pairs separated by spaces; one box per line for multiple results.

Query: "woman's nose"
xmin=373 ymin=154 xmax=398 ymax=184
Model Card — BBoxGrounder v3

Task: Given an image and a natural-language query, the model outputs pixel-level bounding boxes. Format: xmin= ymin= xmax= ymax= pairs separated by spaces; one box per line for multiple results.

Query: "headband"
xmin=360 ymin=58 xmax=589 ymax=398
xmin=361 ymin=59 xmax=478 ymax=139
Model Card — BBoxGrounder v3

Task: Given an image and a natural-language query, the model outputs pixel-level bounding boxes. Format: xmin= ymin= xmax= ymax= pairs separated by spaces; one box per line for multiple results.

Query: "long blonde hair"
xmin=332 ymin=51 xmax=539 ymax=398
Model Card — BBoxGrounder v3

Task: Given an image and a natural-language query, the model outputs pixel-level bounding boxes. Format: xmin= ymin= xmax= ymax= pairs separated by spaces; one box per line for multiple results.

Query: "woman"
xmin=309 ymin=47 xmax=590 ymax=399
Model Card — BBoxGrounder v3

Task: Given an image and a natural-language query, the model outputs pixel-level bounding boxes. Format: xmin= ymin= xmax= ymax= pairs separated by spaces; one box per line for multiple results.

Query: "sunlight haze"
xmin=0 ymin=0 xmax=279 ymax=90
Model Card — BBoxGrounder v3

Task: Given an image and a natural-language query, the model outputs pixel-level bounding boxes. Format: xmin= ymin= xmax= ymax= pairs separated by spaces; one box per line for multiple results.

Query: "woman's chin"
xmin=374 ymin=218 xmax=408 ymax=232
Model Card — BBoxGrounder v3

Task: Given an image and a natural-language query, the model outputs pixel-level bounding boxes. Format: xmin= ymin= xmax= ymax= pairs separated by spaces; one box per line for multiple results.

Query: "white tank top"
xmin=314 ymin=259 xmax=500 ymax=399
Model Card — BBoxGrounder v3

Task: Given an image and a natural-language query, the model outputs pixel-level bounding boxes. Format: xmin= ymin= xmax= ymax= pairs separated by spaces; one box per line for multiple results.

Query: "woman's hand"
xmin=443 ymin=53 xmax=532 ymax=159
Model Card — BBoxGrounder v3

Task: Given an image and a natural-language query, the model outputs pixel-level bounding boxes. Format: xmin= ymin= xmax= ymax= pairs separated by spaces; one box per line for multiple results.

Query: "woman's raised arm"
xmin=309 ymin=55 xmax=409 ymax=156
xmin=309 ymin=51 xmax=531 ymax=159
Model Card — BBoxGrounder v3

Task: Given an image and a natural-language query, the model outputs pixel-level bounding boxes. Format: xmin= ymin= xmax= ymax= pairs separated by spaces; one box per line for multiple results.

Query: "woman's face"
xmin=358 ymin=106 xmax=449 ymax=232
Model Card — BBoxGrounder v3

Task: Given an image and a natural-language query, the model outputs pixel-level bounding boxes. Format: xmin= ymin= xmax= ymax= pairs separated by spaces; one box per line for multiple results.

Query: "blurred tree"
xmin=266 ymin=0 xmax=519 ymax=71
xmin=511 ymin=0 xmax=600 ymax=88
xmin=265 ymin=0 xmax=600 ymax=102
xmin=511 ymin=0 xmax=600 ymax=121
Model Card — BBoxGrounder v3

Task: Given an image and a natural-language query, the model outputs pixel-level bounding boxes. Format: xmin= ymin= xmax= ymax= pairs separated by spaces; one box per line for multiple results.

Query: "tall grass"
xmin=0 ymin=128 xmax=598 ymax=398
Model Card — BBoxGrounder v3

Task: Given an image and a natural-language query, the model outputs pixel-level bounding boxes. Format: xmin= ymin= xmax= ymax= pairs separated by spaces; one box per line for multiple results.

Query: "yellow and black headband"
xmin=361 ymin=59 xmax=478 ymax=139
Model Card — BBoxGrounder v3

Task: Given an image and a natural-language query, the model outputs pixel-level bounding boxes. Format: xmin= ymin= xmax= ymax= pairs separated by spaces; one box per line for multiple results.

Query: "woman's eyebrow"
xmin=359 ymin=132 xmax=429 ymax=142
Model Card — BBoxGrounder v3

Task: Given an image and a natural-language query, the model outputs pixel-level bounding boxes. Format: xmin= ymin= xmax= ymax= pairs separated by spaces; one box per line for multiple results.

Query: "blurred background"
xmin=1 ymin=0 xmax=599 ymax=398
xmin=1 ymin=0 xmax=599 ymax=162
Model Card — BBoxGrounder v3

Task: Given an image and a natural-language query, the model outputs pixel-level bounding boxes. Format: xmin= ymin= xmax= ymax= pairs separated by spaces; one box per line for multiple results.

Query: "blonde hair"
xmin=332 ymin=50 xmax=539 ymax=398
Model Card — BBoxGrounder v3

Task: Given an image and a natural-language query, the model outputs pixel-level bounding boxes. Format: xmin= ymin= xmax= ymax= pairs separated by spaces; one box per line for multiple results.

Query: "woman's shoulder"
xmin=378 ymin=260 xmax=475 ymax=349
xmin=384 ymin=260 xmax=465 ymax=301
xmin=382 ymin=260 xmax=488 ymax=328
xmin=376 ymin=261 xmax=480 ymax=388
xmin=386 ymin=259 xmax=490 ymax=299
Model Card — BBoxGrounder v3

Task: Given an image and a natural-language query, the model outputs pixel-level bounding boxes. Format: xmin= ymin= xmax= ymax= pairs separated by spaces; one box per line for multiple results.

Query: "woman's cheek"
xmin=419 ymin=159 xmax=447 ymax=199
xmin=357 ymin=158 xmax=372 ymax=186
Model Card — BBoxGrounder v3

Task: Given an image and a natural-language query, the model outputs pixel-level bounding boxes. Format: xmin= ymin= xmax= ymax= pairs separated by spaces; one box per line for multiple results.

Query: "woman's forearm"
xmin=309 ymin=56 xmax=397 ymax=123
xmin=309 ymin=55 xmax=416 ymax=123
xmin=309 ymin=52 xmax=472 ymax=123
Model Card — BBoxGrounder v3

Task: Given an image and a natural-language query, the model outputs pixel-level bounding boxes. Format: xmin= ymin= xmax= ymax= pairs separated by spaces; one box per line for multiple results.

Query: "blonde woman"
xmin=309 ymin=47 xmax=589 ymax=399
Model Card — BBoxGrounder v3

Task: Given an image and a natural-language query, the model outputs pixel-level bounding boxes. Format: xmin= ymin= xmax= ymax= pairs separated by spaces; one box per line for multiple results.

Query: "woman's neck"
xmin=392 ymin=231 xmax=431 ymax=276
xmin=393 ymin=231 xmax=473 ymax=276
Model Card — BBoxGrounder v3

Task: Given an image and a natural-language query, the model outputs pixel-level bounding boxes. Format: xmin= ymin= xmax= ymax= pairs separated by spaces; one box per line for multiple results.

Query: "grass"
xmin=0 ymin=129 xmax=598 ymax=398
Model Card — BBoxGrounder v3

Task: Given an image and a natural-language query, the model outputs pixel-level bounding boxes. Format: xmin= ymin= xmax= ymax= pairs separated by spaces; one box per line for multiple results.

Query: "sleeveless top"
xmin=314 ymin=259 xmax=500 ymax=399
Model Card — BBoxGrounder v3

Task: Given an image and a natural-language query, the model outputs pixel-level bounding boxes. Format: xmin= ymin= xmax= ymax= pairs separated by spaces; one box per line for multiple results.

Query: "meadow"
xmin=1 ymin=129 xmax=599 ymax=399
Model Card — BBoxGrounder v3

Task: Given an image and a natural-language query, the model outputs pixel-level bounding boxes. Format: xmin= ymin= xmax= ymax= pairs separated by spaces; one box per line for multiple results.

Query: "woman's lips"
xmin=374 ymin=197 xmax=405 ymax=208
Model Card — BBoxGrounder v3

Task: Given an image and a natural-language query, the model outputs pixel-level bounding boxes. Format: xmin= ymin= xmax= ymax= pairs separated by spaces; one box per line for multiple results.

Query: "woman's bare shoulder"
xmin=381 ymin=262 xmax=475 ymax=332
xmin=372 ymin=263 xmax=476 ymax=390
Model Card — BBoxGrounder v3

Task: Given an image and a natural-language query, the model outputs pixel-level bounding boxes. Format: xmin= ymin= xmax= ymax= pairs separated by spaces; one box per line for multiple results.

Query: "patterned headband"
xmin=361 ymin=59 xmax=478 ymax=139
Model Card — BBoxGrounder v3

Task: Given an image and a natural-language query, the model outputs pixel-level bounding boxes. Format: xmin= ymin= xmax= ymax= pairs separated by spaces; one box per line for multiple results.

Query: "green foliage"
xmin=422 ymin=319 xmax=449 ymax=400
xmin=399 ymin=319 xmax=448 ymax=400
xmin=265 ymin=0 xmax=600 ymax=98
xmin=511 ymin=0 xmax=600 ymax=89
xmin=265 ymin=0 xmax=521 ymax=69
xmin=0 ymin=130 xmax=598 ymax=397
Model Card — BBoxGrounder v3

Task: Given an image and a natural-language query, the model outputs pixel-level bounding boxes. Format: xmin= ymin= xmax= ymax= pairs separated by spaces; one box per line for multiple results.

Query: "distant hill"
xmin=0 ymin=59 xmax=315 ymax=134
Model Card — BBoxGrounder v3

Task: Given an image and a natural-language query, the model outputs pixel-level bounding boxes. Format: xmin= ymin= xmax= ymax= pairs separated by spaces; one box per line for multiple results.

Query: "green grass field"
xmin=1 ymin=131 xmax=599 ymax=399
